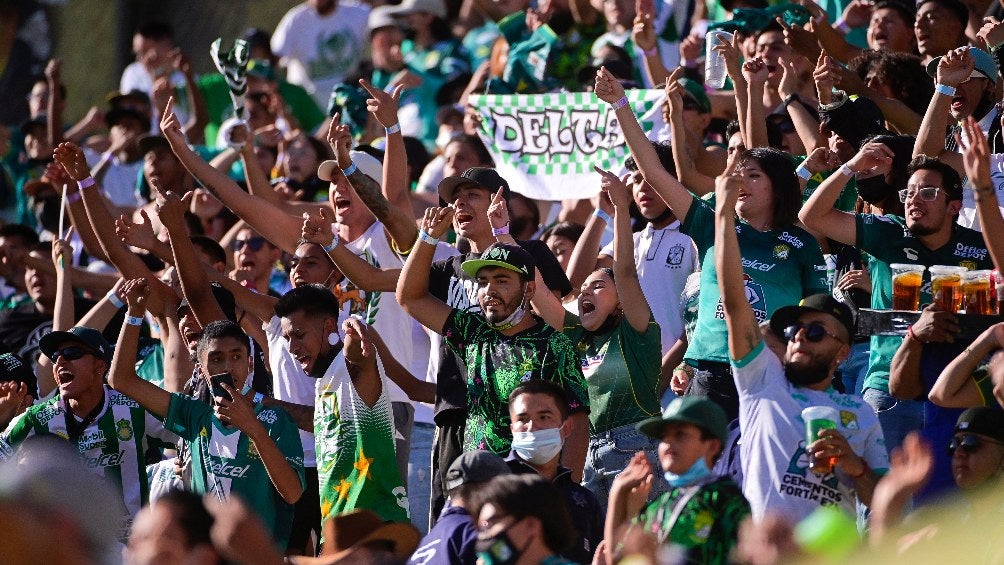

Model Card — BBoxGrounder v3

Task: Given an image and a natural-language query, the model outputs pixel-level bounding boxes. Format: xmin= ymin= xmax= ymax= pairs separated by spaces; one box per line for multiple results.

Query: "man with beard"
xmin=716 ymin=173 xmax=888 ymax=522
xmin=800 ymin=132 xmax=1004 ymax=456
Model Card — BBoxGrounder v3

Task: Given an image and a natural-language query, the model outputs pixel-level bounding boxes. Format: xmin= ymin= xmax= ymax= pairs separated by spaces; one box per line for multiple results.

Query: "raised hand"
xmin=742 ymin=57 xmax=770 ymax=88
xmin=325 ymin=115 xmax=352 ymax=169
xmin=159 ymin=97 xmax=185 ymax=145
xmin=884 ymin=432 xmax=933 ymax=494
xmin=116 ymin=209 xmax=159 ymax=251
xmin=610 ymin=451 xmax=654 ymax=503
xmin=845 ymin=142 xmax=895 ymax=177
xmin=594 ymin=166 xmax=631 ymax=209
xmin=593 ymin=66 xmax=627 ymax=104
xmin=663 ymin=68 xmax=685 ymax=117
xmin=301 ymin=207 xmax=337 ymax=246
xmin=777 ymin=17 xmax=821 ymax=61
xmin=154 ymin=188 xmax=195 ymax=229
xmin=0 ymin=381 xmax=29 ymax=426
xmin=679 ymin=34 xmax=702 ymax=63
xmin=803 ymin=146 xmax=842 ymax=174
xmin=632 ymin=13 xmax=656 ymax=52
xmin=978 ymin=17 xmax=1004 ymax=52
xmin=215 ymin=382 xmax=261 ymax=434
xmin=421 ymin=205 xmax=456 ymax=240
xmin=122 ymin=277 xmax=150 ymax=310
xmin=937 ymin=47 xmax=975 ymax=88
xmin=715 ymin=170 xmax=745 ymax=206
xmin=53 ymin=142 xmax=90 ymax=181
xmin=813 ymin=51 xmax=838 ymax=104
xmin=487 ymin=187 xmax=510 ymax=231
xmin=712 ymin=32 xmax=744 ymax=81
xmin=836 ymin=269 xmax=871 ymax=292
xmin=841 ymin=0 xmax=874 ymax=28
xmin=343 ymin=317 xmax=374 ymax=364
xmin=51 ymin=236 xmax=73 ymax=268
xmin=359 ymin=79 xmax=402 ymax=128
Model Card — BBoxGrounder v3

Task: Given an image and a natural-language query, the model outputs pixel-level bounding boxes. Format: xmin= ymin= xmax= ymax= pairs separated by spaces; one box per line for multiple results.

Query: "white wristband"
xmin=935 ymin=83 xmax=956 ymax=97
xmin=418 ymin=229 xmax=439 ymax=246
xmin=593 ymin=208 xmax=612 ymax=224
xmin=795 ymin=164 xmax=812 ymax=181
xmin=838 ymin=163 xmax=857 ymax=178
xmin=106 ymin=292 xmax=125 ymax=309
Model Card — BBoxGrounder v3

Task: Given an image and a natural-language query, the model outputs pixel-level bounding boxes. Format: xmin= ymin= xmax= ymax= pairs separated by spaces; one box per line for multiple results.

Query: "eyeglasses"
xmin=948 ymin=433 xmax=1004 ymax=455
xmin=231 ymin=236 xmax=267 ymax=251
xmin=898 ymin=186 xmax=941 ymax=203
xmin=782 ymin=322 xmax=843 ymax=343
xmin=49 ymin=346 xmax=95 ymax=361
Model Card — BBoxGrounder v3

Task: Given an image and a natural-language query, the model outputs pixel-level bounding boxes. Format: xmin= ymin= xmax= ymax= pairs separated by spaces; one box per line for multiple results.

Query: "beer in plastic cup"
xmin=890 ymin=263 xmax=924 ymax=311
xmin=802 ymin=406 xmax=839 ymax=476
xmin=963 ymin=270 xmax=995 ymax=315
xmin=930 ymin=265 xmax=967 ymax=313
xmin=992 ymin=269 xmax=1003 ymax=314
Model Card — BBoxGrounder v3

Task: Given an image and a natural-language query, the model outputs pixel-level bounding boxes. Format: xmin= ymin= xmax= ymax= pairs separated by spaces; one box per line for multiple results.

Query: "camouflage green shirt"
xmin=635 ymin=476 xmax=750 ymax=564
xmin=443 ymin=309 xmax=588 ymax=454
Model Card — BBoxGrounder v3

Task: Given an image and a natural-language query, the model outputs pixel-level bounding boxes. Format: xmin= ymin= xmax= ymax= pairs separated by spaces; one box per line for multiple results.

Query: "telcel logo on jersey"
xmin=84 ymin=449 xmax=125 ymax=469
xmin=742 ymin=258 xmax=775 ymax=272
xmin=208 ymin=456 xmax=251 ymax=478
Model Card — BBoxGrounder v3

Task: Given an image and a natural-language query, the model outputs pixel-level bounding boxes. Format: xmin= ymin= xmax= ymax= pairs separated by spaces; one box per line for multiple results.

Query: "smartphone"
xmin=209 ymin=373 xmax=235 ymax=402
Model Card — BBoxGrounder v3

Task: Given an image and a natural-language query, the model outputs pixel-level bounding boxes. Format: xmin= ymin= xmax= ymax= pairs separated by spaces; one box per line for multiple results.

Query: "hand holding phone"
xmin=209 ymin=373 xmax=235 ymax=402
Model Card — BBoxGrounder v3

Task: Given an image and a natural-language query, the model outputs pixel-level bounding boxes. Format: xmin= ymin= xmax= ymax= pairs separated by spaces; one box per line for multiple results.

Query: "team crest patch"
xmin=840 ymin=410 xmax=859 ymax=430
xmin=116 ymin=419 xmax=134 ymax=441
xmin=247 ymin=440 xmax=260 ymax=460
xmin=960 ymin=261 xmax=977 ymax=271
xmin=773 ymin=244 xmax=790 ymax=260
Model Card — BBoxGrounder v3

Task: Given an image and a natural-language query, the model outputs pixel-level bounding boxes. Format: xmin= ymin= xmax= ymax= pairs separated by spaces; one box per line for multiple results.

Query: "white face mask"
xmin=511 ymin=426 xmax=564 ymax=465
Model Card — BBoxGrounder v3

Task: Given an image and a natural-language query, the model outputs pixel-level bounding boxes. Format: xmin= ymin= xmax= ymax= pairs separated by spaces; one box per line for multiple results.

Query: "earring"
xmin=328 ymin=332 xmax=339 ymax=345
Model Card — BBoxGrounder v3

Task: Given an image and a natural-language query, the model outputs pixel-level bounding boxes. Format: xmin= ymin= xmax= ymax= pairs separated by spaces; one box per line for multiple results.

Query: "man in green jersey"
xmin=108 ymin=278 xmax=305 ymax=551
xmin=273 ymin=283 xmax=410 ymax=526
xmin=398 ymin=208 xmax=589 ymax=474
xmin=800 ymin=125 xmax=1004 ymax=454
xmin=0 ymin=325 xmax=179 ymax=539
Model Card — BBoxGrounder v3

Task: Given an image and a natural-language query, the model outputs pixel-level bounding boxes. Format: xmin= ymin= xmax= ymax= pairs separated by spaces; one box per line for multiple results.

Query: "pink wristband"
xmin=67 ymin=191 xmax=82 ymax=203
xmin=77 ymin=177 xmax=95 ymax=190
xmin=492 ymin=224 xmax=510 ymax=236
xmin=643 ymin=47 xmax=658 ymax=57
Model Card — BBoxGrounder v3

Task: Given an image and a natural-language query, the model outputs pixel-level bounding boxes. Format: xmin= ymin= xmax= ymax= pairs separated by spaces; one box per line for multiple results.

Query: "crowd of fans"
xmin=4 ymin=0 xmax=1004 ymax=562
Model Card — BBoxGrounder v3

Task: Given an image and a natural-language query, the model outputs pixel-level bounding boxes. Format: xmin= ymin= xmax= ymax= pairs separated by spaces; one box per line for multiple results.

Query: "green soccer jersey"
xmin=443 ymin=309 xmax=590 ymax=454
xmin=164 ymin=393 xmax=304 ymax=551
xmin=682 ymin=196 xmax=829 ymax=364
xmin=635 ymin=476 xmax=751 ymax=564
xmin=563 ymin=311 xmax=662 ymax=434
xmin=0 ymin=386 xmax=178 ymax=537
xmin=315 ymin=350 xmax=409 ymax=526
xmin=856 ymin=214 xmax=995 ymax=393
xmin=802 ymin=166 xmax=859 ymax=213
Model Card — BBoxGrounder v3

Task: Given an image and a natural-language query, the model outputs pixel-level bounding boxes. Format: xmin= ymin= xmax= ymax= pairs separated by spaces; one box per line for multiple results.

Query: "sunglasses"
xmin=49 ymin=346 xmax=95 ymax=362
xmin=782 ymin=322 xmax=842 ymax=343
xmin=948 ymin=433 xmax=1004 ymax=455
xmin=898 ymin=186 xmax=940 ymax=203
xmin=231 ymin=236 xmax=267 ymax=252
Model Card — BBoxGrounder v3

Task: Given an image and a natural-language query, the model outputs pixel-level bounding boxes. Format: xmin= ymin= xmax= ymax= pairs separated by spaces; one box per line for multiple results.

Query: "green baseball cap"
xmin=637 ymin=396 xmax=728 ymax=444
xmin=678 ymin=78 xmax=711 ymax=114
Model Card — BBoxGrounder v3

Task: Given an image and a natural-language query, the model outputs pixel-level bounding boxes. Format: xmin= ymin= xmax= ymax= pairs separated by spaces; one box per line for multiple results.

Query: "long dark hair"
xmin=740 ymin=147 xmax=800 ymax=229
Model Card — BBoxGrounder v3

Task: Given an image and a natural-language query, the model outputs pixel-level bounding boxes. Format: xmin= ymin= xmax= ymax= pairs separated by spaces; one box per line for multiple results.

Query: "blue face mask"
xmin=664 ymin=456 xmax=712 ymax=488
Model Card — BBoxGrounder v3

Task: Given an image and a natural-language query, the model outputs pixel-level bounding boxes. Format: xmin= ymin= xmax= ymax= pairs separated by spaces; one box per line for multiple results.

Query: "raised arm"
xmin=799 ymin=142 xmax=895 ymax=245
xmin=601 ymin=167 xmax=651 ymax=332
xmin=929 ymin=323 xmax=1004 ymax=407
xmin=159 ymin=98 xmax=303 ymax=253
xmin=565 ymin=190 xmax=613 ymax=289
xmin=960 ymin=115 xmax=1004 ymax=273
xmin=715 ymin=171 xmax=763 ymax=360
xmin=359 ymin=80 xmax=420 ymax=228
xmin=914 ymin=48 xmax=972 ymax=161
xmin=742 ymin=58 xmax=770 ymax=150
xmin=44 ymin=59 xmax=64 ymax=148
xmin=593 ymin=67 xmax=694 ymax=220
xmin=781 ymin=58 xmax=825 ymax=153
xmin=396 ymin=206 xmax=456 ymax=333
xmin=107 ymin=279 xmax=172 ymax=418
xmin=325 ymin=115 xmax=417 ymax=251
xmin=35 ymin=238 xmax=75 ymax=398
xmin=300 ymin=208 xmax=400 ymax=292
xmin=666 ymin=76 xmax=715 ymax=195
xmin=632 ymin=6 xmax=670 ymax=87
xmin=369 ymin=321 xmax=435 ymax=403
xmin=115 ymin=209 xmax=174 ymax=265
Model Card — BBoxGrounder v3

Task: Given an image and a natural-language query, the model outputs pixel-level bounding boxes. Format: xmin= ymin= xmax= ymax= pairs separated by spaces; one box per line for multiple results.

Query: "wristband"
xmin=77 ymin=177 xmax=96 ymax=190
xmin=838 ymin=163 xmax=856 ymax=178
xmin=106 ymin=292 xmax=125 ymax=309
xmin=907 ymin=325 xmax=925 ymax=343
xmin=795 ymin=164 xmax=812 ymax=181
xmin=610 ymin=96 xmax=629 ymax=111
xmin=643 ymin=47 xmax=659 ymax=58
xmin=833 ymin=19 xmax=851 ymax=34
xmin=67 ymin=191 xmax=82 ymax=203
xmin=253 ymin=392 xmax=264 ymax=404
xmin=935 ymin=83 xmax=957 ymax=97
xmin=492 ymin=224 xmax=510 ymax=237
xmin=593 ymin=208 xmax=612 ymax=224
xmin=783 ymin=93 xmax=801 ymax=108
xmin=391 ymin=237 xmax=416 ymax=257
xmin=125 ymin=314 xmax=144 ymax=327
xmin=341 ymin=161 xmax=358 ymax=176
xmin=418 ymin=229 xmax=439 ymax=246
xmin=385 ymin=123 xmax=401 ymax=135
xmin=325 ymin=232 xmax=341 ymax=252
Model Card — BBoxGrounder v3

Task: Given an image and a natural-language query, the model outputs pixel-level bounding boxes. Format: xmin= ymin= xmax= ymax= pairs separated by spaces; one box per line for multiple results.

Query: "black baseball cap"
xmin=461 ymin=243 xmax=536 ymax=280
xmin=955 ymin=408 xmax=1004 ymax=443
xmin=39 ymin=327 xmax=114 ymax=364
xmin=0 ymin=353 xmax=38 ymax=398
xmin=437 ymin=167 xmax=510 ymax=206
xmin=105 ymin=107 xmax=148 ymax=129
xmin=770 ymin=294 xmax=855 ymax=342
xmin=444 ymin=450 xmax=511 ymax=491
xmin=137 ymin=134 xmax=170 ymax=156
xmin=177 ymin=283 xmax=238 ymax=323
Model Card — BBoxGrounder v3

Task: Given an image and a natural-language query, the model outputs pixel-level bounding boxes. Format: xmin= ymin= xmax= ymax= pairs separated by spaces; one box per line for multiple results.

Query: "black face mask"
xmin=855 ymin=175 xmax=895 ymax=206
xmin=475 ymin=530 xmax=524 ymax=565
xmin=784 ymin=358 xmax=830 ymax=386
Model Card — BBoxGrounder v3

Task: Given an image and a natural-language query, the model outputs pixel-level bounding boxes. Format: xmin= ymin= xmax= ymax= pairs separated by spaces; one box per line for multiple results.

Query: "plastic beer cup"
xmin=803 ymin=406 xmax=839 ymax=476
xmin=963 ymin=270 xmax=995 ymax=315
xmin=930 ymin=265 xmax=967 ymax=313
xmin=890 ymin=263 xmax=924 ymax=311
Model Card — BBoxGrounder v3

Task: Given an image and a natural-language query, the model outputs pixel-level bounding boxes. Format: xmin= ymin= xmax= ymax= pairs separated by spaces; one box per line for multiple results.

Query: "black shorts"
xmin=287 ymin=467 xmax=320 ymax=555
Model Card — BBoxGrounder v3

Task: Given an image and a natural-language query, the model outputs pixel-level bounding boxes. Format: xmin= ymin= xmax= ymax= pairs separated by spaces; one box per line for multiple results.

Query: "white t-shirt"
xmin=733 ymin=342 xmax=889 ymax=522
xmin=265 ymin=315 xmax=319 ymax=467
xmin=600 ymin=221 xmax=698 ymax=354
xmin=83 ymin=149 xmax=145 ymax=208
xmin=271 ymin=1 xmax=371 ymax=108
